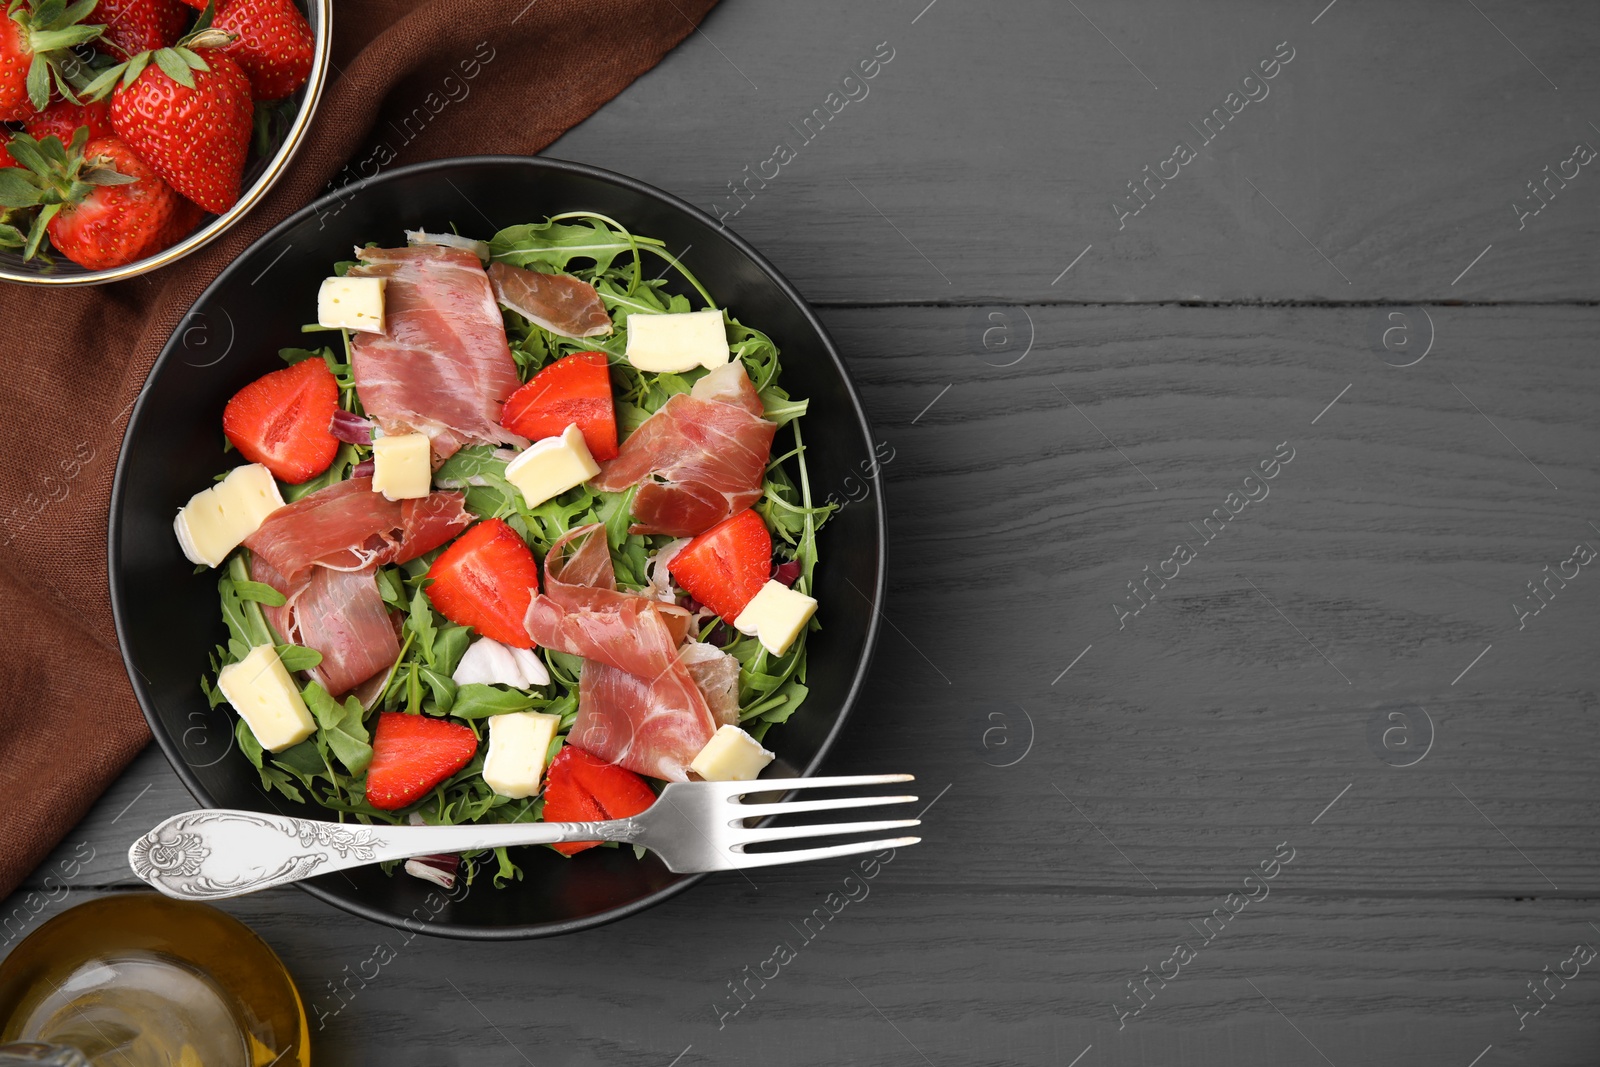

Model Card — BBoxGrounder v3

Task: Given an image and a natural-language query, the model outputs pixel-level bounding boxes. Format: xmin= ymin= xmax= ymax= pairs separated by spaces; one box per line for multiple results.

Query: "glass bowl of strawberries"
xmin=0 ymin=0 xmax=329 ymax=284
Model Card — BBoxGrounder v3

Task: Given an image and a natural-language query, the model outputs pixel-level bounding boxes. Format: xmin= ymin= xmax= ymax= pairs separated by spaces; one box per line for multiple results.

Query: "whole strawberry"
xmin=0 ymin=0 xmax=106 ymax=121
xmin=49 ymin=135 xmax=200 ymax=265
xmin=86 ymin=25 xmax=252 ymax=213
xmin=0 ymin=128 xmax=200 ymax=266
xmin=214 ymin=0 xmax=311 ymax=100
xmin=94 ymin=0 xmax=193 ymax=61
xmin=24 ymin=96 xmax=114 ymax=141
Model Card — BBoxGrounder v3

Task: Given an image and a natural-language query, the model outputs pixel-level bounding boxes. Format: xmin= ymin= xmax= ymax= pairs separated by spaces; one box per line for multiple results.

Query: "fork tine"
xmin=728 ymin=836 xmax=921 ymax=869
xmin=736 ymin=818 xmax=919 ymax=845
xmin=722 ymin=773 xmax=915 ymax=797
xmin=730 ymin=793 xmax=918 ymax=820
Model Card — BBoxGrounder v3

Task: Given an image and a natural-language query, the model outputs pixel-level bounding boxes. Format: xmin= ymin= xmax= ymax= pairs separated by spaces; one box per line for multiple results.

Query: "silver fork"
xmin=128 ymin=774 xmax=921 ymax=900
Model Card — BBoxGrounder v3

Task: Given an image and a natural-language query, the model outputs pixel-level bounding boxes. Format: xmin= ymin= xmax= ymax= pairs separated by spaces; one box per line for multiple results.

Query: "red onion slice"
xmin=772 ymin=560 xmax=801 ymax=586
xmin=404 ymin=853 xmax=460 ymax=890
xmin=351 ymin=458 xmax=375 ymax=479
xmin=330 ymin=409 xmax=374 ymax=445
xmin=404 ymin=813 xmax=461 ymax=889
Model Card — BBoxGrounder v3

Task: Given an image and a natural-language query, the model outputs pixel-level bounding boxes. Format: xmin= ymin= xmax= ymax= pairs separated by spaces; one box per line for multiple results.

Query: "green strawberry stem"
xmin=9 ymin=0 xmax=106 ymax=110
xmin=81 ymin=21 xmax=236 ymax=98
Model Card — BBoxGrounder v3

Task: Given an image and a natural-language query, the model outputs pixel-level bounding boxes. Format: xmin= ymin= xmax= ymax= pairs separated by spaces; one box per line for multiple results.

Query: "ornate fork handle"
xmin=129 ymin=809 xmax=645 ymax=900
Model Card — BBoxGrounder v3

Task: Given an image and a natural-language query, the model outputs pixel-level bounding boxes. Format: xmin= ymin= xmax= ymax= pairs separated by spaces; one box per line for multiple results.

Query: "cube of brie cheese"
xmin=217 ymin=645 xmax=316 ymax=752
xmin=625 ymin=309 xmax=730 ymax=374
xmin=503 ymin=423 xmax=600 ymax=508
xmin=482 ymin=711 xmax=562 ymax=799
xmin=690 ymin=724 xmax=774 ymax=781
xmin=732 ymin=580 xmax=818 ymax=656
xmin=174 ymin=462 xmax=285 ymax=568
xmin=371 ymin=431 xmax=432 ymax=500
xmin=317 ymin=276 xmax=386 ymax=334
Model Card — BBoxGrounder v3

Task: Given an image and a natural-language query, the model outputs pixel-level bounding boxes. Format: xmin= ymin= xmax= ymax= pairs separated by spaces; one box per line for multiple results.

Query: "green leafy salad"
xmin=190 ymin=213 xmax=834 ymax=887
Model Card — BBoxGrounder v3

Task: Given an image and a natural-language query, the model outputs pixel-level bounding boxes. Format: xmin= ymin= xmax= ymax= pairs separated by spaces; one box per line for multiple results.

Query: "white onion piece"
xmin=644 ymin=539 xmax=690 ymax=604
xmin=452 ymin=637 xmax=550 ymax=689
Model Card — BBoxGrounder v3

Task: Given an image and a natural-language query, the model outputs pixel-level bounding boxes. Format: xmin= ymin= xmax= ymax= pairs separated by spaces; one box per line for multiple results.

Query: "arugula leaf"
xmin=376 ymin=566 xmax=407 ymax=610
xmin=491 ymin=846 xmax=524 ymax=887
xmin=259 ymin=767 xmax=306 ymax=802
xmin=199 ymin=673 xmax=225 ymax=709
xmin=235 ymin=718 xmax=264 ymax=769
xmin=543 ymin=649 xmax=583 ymax=688
xmin=235 ymin=580 xmax=287 ymax=607
xmin=406 ymin=587 xmax=438 ymax=668
xmin=303 ymin=682 xmax=374 ymax=775
xmin=272 ymin=738 xmax=327 ymax=779
xmin=283 ymin=443 xmax=358 ymax=503
xmin=488 ymin=216 xmax=639 ymax=275
xmin=275 ymin=644 xmax=323 ymax=672
xmin=451 ymin=684 xmax=544 ymax=719
xmin=434 ymin=625 xmax=471 ymax=677
xmin=433 ymin=445 xmax=509 ymax=487
xmin=419 ymin=667 xmax=457 ymax=714
xmin=219 ymin=554 xmax=273 ymax=652
xmin=599 ymin=485 xmax=636 ymax=551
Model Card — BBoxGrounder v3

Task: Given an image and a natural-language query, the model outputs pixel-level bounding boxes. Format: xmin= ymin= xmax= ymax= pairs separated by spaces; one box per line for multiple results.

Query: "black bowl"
xmin=108 ymin=156 xmax=886 ymax=939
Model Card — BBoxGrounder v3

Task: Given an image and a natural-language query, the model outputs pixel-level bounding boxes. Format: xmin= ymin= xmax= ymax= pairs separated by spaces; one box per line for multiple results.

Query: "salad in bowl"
xmin=174 ymin=213 xmax=832 ymax=890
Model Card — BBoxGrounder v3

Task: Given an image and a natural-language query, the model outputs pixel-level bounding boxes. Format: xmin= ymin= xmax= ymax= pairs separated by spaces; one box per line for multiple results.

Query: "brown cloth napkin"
xmin=0 ymin=0 xmax=719 ymax=900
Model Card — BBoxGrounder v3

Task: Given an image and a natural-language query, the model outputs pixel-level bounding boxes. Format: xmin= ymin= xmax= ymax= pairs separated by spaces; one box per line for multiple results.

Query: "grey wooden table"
xmin=6 ymin=2 xmax=1599 ymax=1064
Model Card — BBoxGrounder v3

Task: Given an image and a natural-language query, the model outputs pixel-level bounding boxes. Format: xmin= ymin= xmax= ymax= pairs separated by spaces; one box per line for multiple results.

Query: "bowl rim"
xmin=0 ymin=0 xmax=334 ymax=288
xmin=107 ymin=153 xmax=888 ymax=940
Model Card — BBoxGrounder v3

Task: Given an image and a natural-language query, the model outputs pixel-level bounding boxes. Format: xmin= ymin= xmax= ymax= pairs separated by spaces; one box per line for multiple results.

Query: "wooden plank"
xmin=825 ymin=302 xmax=1600 ymax=894
xmin=547 ymin=0 xmax=1600 ymax=303
xmin=3 ymin=884 xmax=1596 ymax=1065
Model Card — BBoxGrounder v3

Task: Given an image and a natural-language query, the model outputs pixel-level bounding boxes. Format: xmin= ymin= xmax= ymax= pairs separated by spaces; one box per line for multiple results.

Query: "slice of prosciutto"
xmin=591 ymin=361 xmax=777 ymax=537
xmin=524 ymin=524 xmax=693 ymax=674
xmin=347 ymin=245 xmax=527 ymax=459
xmin=487 ymin=262 xmax=612 ymax=340
xmin=244 ymin=479 xmax=470 ymax=696
xmin=680 ymin=641 xmax=741 ymax=727
xmin=525 ymin=524 xmax=738 ymax=780
xmin=243 ymin=477 xmax=471 ymax=587
xmin=255 ymin=557 xmax=399 ymax=697
xmin=572 ymin=661 xmax=719 ymax=779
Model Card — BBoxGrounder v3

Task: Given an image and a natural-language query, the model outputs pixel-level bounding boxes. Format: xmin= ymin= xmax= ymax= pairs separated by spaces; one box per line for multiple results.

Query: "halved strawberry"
xmin=425 ymin=519 xmax=542 ymax=648
xmin=214 ymin=0 xmax=313 ymax=100
xmin=24 ymin=98 xmax=115 ymax=142
xmin=667 ymin=508 xmax=772 ymax=621
xmin=541 ymin=745 xmax=657 ymax=855
xmin=221 ymin=357 xmax=340 ymax=483
xmin=500 ymin=351 xmax=618 ymax=462
xmin=364 ymin=712 xmax=479 ymax=811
